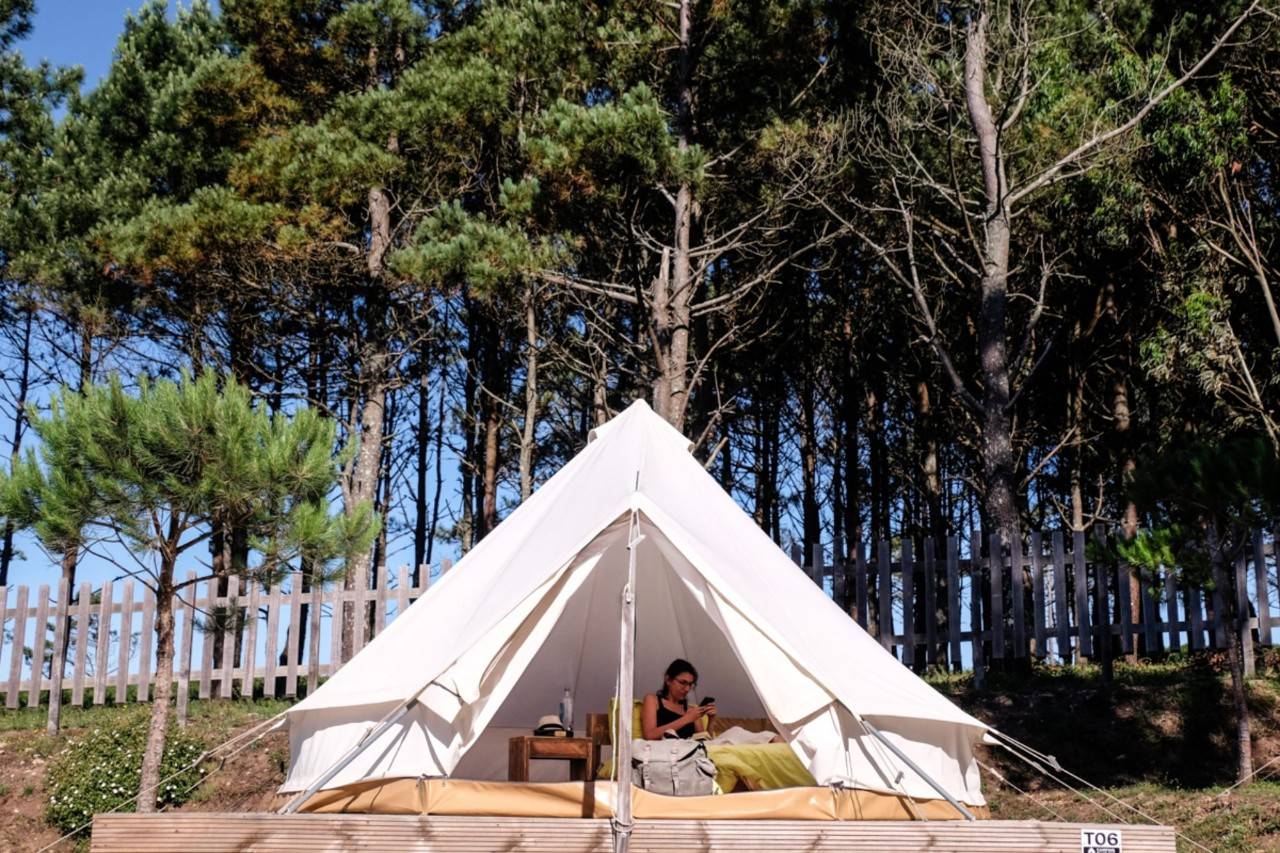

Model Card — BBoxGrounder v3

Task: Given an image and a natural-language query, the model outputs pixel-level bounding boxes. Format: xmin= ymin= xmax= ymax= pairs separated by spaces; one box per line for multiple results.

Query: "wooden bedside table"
xmin=507 ymin=735 xmax=597 ymax=782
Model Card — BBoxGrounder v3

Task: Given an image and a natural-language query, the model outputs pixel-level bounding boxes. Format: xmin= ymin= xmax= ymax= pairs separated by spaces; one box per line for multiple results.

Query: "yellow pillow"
xmin=608 ymin=697 xmax=644 ymax=741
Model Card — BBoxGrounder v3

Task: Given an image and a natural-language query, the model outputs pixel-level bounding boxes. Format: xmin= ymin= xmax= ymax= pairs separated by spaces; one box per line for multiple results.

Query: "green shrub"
xmin=44 ymin=709 xmax=207 ymax=835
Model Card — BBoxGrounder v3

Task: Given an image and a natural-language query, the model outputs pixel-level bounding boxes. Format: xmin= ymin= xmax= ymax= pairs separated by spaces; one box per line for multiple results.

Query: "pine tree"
xmin=0 ymin=372 xmax=377 ymax=810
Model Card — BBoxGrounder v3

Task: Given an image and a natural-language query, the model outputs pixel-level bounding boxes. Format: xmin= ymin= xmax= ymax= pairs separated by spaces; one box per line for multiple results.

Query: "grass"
xmin=0 ymin=695 xmax=294 ymax=735
xmin=1 ymin=657 xmax=1278 ymax=850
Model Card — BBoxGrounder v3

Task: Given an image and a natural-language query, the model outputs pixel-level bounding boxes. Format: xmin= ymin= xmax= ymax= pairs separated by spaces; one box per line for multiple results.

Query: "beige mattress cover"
xmin=297 ymin=778 xmax=989 ymax=821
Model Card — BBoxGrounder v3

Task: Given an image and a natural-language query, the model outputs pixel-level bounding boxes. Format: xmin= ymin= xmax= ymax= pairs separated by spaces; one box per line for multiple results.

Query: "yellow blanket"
xmin=708 ymin=743 xmax=815 ymax=791
xmin=601 ymin=743 xmax=815 ymax=793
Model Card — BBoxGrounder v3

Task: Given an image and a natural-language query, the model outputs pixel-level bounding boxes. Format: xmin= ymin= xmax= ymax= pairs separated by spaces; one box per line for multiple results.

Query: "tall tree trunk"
xmin=917 ymin=377 xmax=948 ymax=663
xmin=1215 ymin=538 xmax=1254 ymax=784
xmin=918 ymin=378 xmax=945 ymax=545
xmin=0 ymin=305 xmax=33 ymax=586
xmin=426 ymin=369 xmax=445 ymax=571
xmin=138 ymin=542 xmax=177 ymax=813
xmin=1114 ymin=371 xmax=1141 ymax=662
xmin=342 ymin=174 xmax=394 ymax=660
xmin=841 ymin=318 xmax=862 ymax=551
xmin=753 ymin=394 xmax=768 ymax=529
xmin=46 ymin=547 xmax=77 ymax=733
xmin=799 ymin=376 xmax=820 ymax=558
xmin=651 ymin=0 xmax=696 ymax=432
xmin=866 ymin=384 xmax=887 ymax=541
xmin=414 ymin=366 xmax=430 ymax=573
xmin=478 ymin=314 xmax=503 ymax=540
xmin=520 ymin=284 xmax=539 ymax=502
xmin=460 ymin=328 xmax=477 ymax=553
xmin=965 ymin=9 xmax=1021 ymax=555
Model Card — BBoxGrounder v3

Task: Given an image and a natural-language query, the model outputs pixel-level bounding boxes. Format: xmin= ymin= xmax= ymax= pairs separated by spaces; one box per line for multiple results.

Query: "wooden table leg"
xmin=508 ymin=737 xmax=530 ymax=782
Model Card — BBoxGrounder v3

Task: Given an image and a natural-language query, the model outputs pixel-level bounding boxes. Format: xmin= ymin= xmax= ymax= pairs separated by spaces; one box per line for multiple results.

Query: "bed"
xmin=586 ymin=710 xmax=815 ymax=793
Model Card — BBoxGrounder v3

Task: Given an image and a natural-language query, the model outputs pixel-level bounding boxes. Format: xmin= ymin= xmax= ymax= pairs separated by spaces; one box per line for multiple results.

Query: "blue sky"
xmin=22 ymin=1 xmax=218 ymax=91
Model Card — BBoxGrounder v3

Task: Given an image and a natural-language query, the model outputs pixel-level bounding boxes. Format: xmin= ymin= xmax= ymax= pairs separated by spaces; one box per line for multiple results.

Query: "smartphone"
xmin=700 ymin=696 xmax=716 ymax=706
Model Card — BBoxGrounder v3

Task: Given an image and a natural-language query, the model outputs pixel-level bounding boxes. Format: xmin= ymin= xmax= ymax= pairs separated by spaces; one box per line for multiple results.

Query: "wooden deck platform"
xmin=90 ymin=813 xmax=1177 ymax=852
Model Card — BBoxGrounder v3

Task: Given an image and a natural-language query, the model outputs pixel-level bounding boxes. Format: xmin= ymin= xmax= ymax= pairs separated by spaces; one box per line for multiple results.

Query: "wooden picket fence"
xmin=791 ymin=528 xmax=1278 ymax=678
xmin=0 ymin=558 xmax=449 ymax=722
xmin=1 ymin=528 xmax=1277 ymax=725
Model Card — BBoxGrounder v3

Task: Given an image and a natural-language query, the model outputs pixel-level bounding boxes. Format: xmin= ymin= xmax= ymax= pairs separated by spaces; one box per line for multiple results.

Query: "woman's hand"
xmin=700 ymin=702 xmax=717 ymax=718
xmin=678 ymin=706 xmax=706 ymax=726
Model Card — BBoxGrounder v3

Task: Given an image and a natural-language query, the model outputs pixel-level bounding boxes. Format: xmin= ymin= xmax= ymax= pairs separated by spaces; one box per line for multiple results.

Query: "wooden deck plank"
xmin=90 ymin=814 xmax=1177 ymax=853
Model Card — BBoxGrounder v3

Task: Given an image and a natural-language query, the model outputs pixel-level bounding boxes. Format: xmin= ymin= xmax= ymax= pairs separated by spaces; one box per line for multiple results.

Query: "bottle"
xmin=560 ymin=687 xmax=574 ymax=735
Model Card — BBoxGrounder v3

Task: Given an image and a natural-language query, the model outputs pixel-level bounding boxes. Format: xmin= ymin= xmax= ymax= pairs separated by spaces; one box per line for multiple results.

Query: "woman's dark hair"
xmin=657 ymin=658 xmax=698 ymax=702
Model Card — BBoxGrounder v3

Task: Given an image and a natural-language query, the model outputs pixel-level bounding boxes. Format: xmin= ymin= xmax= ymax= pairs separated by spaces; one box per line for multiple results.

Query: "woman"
xmin=641 ymin=658 xmax=717 ymax=740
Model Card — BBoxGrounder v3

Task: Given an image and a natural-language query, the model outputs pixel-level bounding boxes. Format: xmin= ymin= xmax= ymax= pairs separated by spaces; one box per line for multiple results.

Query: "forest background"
xmin=1 ymin=0 xmax=1277 ymax=625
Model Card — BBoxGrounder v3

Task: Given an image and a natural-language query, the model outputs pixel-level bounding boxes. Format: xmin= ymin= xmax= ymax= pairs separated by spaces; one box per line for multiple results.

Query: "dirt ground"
xmin=0 ymin=702 xmax=290 ymax=851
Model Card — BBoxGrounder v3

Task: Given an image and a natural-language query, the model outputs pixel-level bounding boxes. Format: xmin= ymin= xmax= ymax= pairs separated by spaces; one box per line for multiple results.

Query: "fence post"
xmin=1091 ymin=527 xmax=1111 ymax=672
xmin=1117 ymin=556 xmax=1134 ymax=657
xmin=988 ymin=534 xmax=1005 ymax=663
xmin=328 ymin=584 xmax=342 ymax=677
xmin=5 ymin=586 xmax=28 ymax=709
xmin=902 ymin=538 xmax=915 ymax=670
xmin=877 ymin=539 xmax=893 ymax=655
xmin=177 ymin=572 xmax=197 ymax=725
xmin=285 ymin=575 xmax=303 ymax=698
xmin=1030 ymin=532 xmax=1046 ymax=660
xmin=1236 ymin=553 xmax=1254 ymax=678
xmin=374 ymin=561 xmax=390 ymax=637
xmin=1188 ymin=583 xmax=1205 ymax=651
xmin=1164 ymin=570 xmax=1179 ymax=654
xmin=924 ymin=537 xmax=938 ymax=668
xmin=1011 ymin=535 xmax=1026 ymax=660
xmin=396 ymin=564 xmax=410 ymax=624
xmin=1072 ymin=530 xmax=1092 ymax=660
xmin=71 ymin=582 xmax=92 ymax=709
xmin=243 ymin=581 xmax=260 ymax=699
xmin=137 ymin=587 xmax=155 ymax=703
xmin=27 ymin=585 xmax=50 ymax=709
xmin=93 ymin=581 xmax=111 ymax=706
xmin=854 ymin=541 xmax=869 ymax=629
xmin=1051 ymin=532 xmax=1071 ymax=663
xmin=308 ymin=576 xmax=322 ymax=696
xmin=262 ymin=580 xmax=282 ymax=699
xmin=47 ymin=577 xmax=71 ymax=731
xmin=833 ymin=535 xmax=848 ymax=610
xmin=1254 ymin=530 xmax=1271 ymax=647
xmin=946 ymin=536 xmax=962 ymax=670
xmin=198 ymin=579 xmax=215 ymax=700
xmin=970 ymin=537 xmax=985 ymax=688
xmin=0 ymin=585 xmax=7 ymax=706
xmin=115 ymin=580 xmax=133 ymax=704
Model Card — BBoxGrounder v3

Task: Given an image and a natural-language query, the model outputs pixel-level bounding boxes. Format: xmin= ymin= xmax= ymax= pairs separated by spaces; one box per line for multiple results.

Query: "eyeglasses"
xmin=672 ymin=677 xmax=696 ymax=688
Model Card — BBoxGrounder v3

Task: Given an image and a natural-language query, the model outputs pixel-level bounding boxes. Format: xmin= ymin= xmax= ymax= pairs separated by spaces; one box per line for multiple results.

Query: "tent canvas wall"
xmin=281 ymin=400 xmax=989 ymax=810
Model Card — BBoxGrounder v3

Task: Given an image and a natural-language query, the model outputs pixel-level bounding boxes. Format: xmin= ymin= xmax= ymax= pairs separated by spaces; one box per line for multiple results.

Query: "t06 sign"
xmin=1080 ymin=828 xmax=1122 ymax=853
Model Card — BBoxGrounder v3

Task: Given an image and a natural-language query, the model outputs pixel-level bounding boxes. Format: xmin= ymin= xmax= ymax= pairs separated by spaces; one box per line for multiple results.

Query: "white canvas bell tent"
xmin=280 ymin=399 xmax=989 ymax=812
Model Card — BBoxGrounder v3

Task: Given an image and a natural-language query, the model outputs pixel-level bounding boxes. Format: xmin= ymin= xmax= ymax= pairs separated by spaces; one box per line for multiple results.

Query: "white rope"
xmin=976 ymin=759 xmax=1072 ymax=824
xmin=988 ymin=729 xmax=1214 ymax=853
xmin=1216 ymin=751 xmax=1280 ymax=798
xmin=35 ymin=710 xmax=288 ymax=852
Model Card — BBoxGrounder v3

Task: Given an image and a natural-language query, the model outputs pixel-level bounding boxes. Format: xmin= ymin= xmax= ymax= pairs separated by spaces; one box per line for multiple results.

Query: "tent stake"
xmin=280 ymin=681 xmax=434 ymax=814
xmin=857 ymin=717 xmax=976 ymax=821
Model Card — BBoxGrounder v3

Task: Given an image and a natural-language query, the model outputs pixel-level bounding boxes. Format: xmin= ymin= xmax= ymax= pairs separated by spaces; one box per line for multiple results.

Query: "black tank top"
xmin=656 ymin=699 xmax=695 ymax=738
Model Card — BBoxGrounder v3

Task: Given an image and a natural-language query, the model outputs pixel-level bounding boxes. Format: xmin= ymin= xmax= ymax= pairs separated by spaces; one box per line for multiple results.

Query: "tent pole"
xmin=279 ymin=681 xmax=435 ymax=814
xmin=858 ymin=717 xmax=977 ymax=821
xmin=612 ymin=510 xmax=641 ymax=853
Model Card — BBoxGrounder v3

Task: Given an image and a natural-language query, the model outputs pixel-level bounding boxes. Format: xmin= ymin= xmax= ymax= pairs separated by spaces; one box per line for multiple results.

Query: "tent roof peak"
xmin=588 ymin=398 xmax=694 ymax=453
